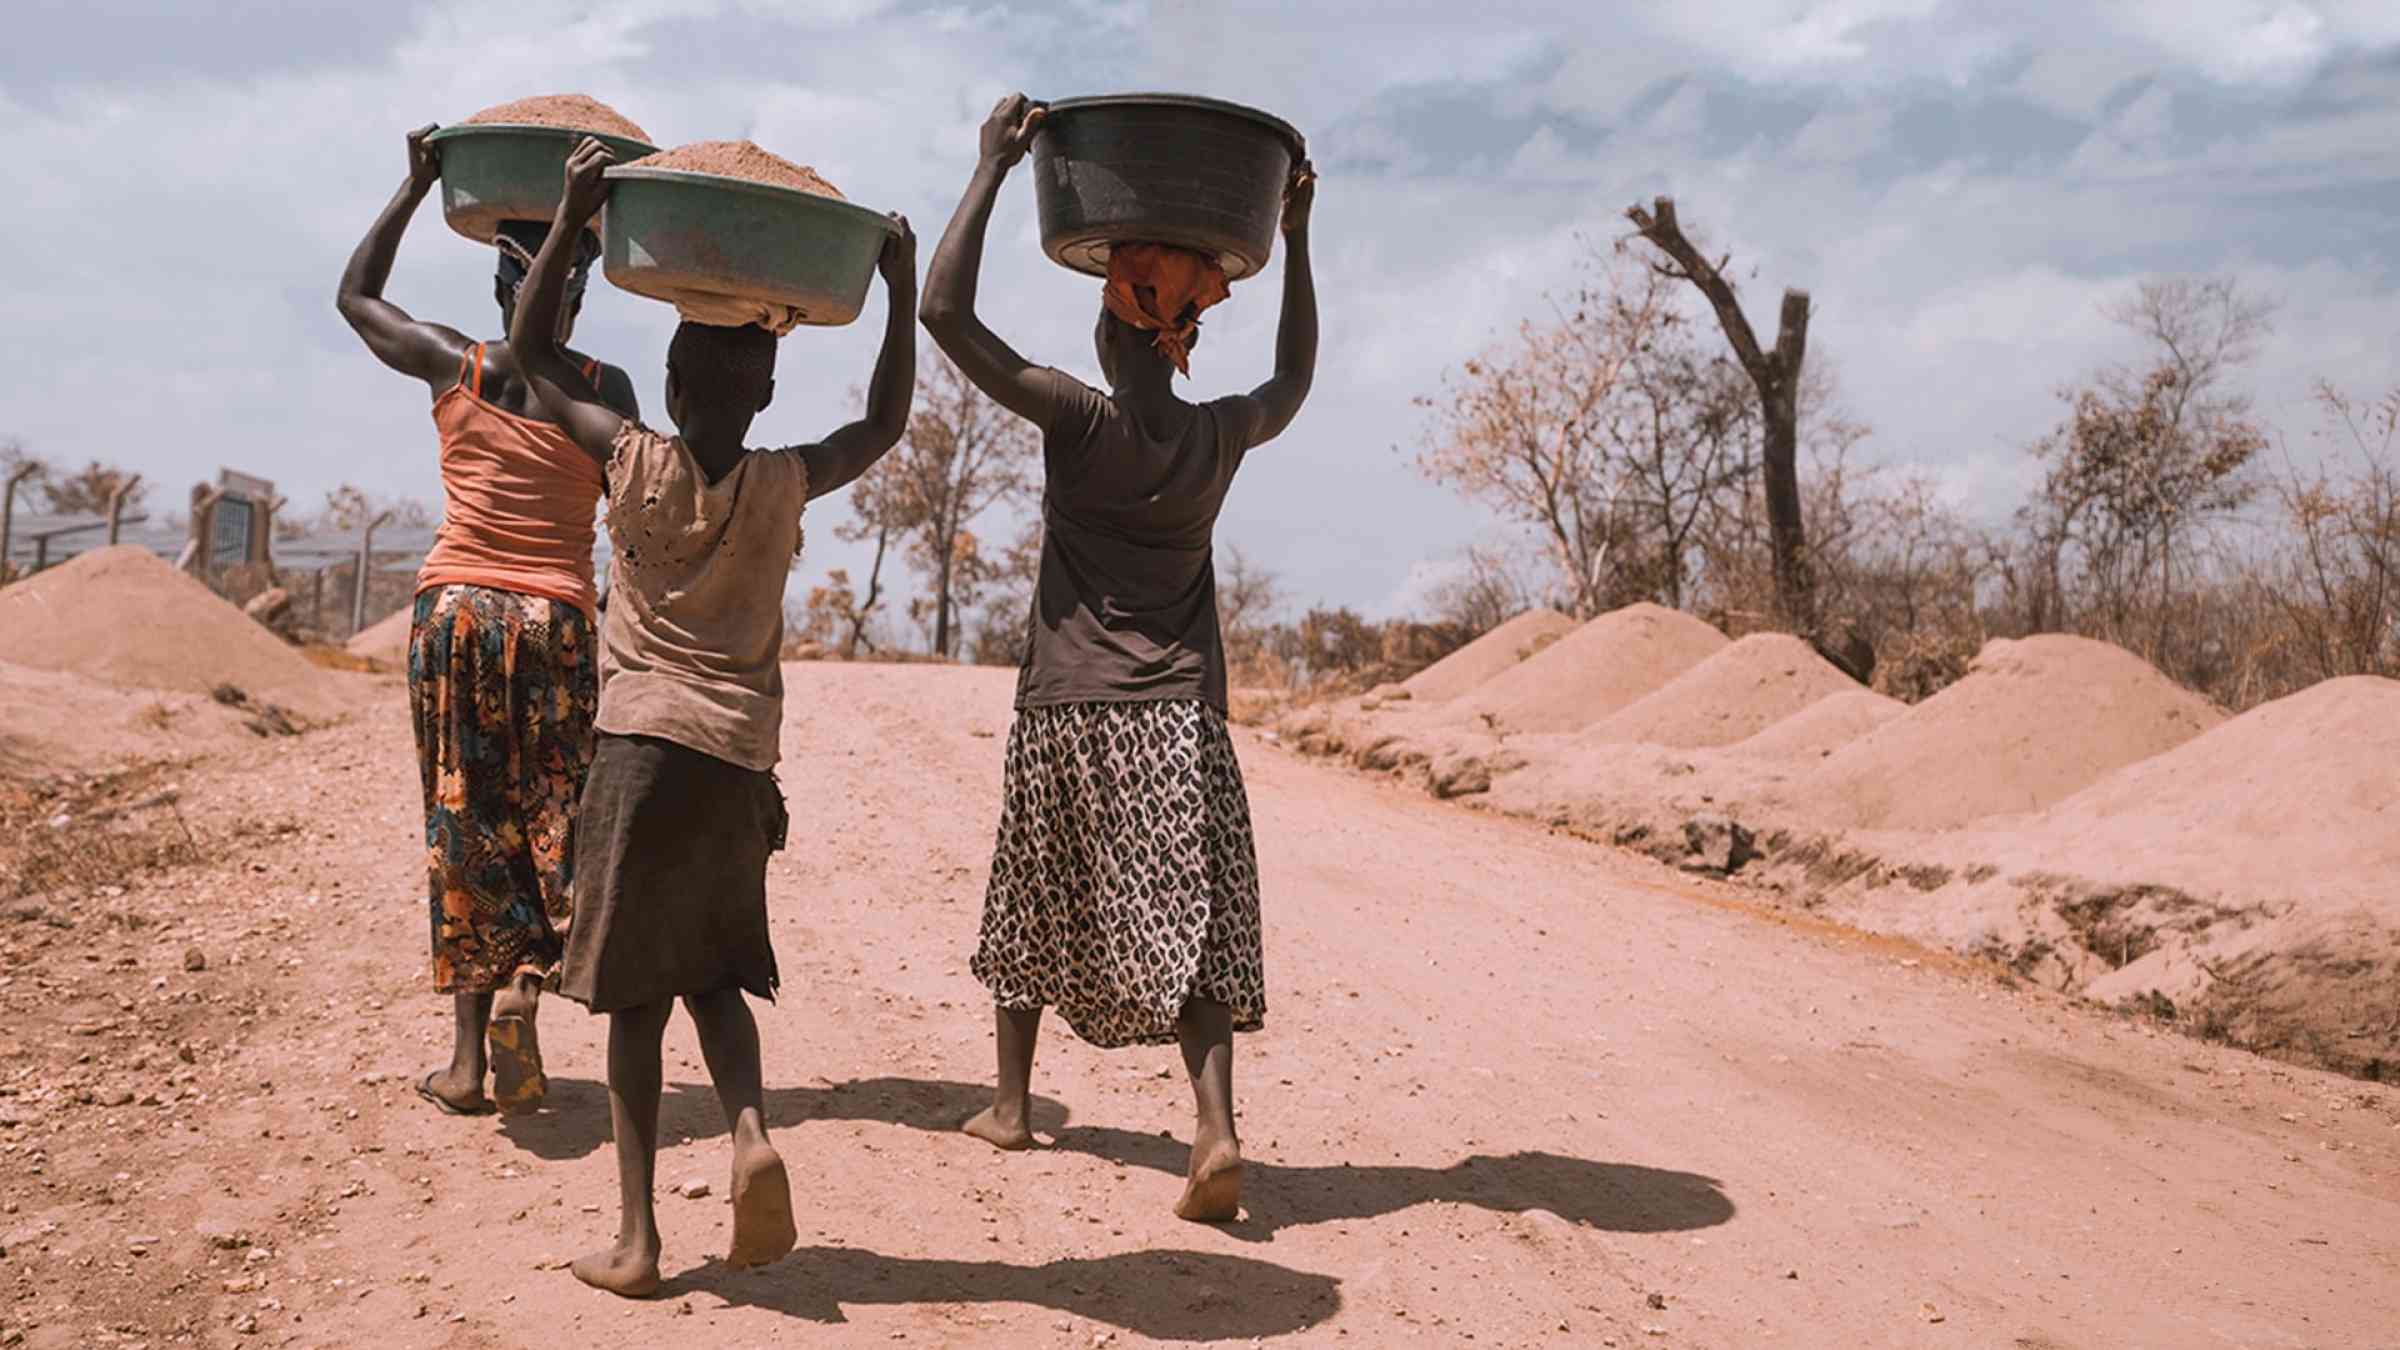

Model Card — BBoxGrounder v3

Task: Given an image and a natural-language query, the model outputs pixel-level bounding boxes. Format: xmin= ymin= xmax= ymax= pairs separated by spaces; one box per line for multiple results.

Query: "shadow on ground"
xmin=659 ymin=1245 xmax=1341 ymax=1338
xmin=498 ymin=1076 xmax=1068 ymax=1162
xmin=1052 ymin=1124 xmax=1733 ymax=1239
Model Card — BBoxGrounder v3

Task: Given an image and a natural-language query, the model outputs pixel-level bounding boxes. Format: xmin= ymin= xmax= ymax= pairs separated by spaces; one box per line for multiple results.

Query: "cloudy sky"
xmin=7 ymin=0 xmax=2396 ymax=625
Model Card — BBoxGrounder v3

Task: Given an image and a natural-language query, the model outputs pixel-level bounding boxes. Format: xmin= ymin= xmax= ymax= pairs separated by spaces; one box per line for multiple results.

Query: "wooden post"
xmin=107 ymin=473 xmax=143 ymax=545
xmin=1 ymin=462 xmax=39 ymax=577
xmin=352 ymin=510 xmax=393 ymax=636
xmin=180 ymin=483 xmax=227 ymax=577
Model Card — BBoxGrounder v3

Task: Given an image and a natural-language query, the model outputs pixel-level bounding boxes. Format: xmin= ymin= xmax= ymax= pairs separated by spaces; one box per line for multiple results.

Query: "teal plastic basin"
xmin=426 ymin=124 xmax=659 ymax=243
xmin=599 ymin=166 xmax=900 ymax=328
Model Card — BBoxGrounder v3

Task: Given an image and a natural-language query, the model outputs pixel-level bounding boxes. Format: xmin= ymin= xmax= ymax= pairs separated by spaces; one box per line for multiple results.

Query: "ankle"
xmin=731 ymin=1113 xmax=773 ymax=1153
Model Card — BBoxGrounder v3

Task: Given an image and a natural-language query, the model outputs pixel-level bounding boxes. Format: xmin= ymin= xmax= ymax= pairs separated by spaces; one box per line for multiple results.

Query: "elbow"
xmin=917 ymin=295 xmax=961 ymax=337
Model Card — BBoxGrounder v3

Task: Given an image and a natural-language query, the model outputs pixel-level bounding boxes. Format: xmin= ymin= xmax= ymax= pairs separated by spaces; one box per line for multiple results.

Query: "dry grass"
xmin=0 ymin=762 xmax=218 ymax=904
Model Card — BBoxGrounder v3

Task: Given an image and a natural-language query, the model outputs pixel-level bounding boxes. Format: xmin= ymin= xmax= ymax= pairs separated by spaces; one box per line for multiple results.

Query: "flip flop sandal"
xmin=416 ymin=1072 xmax=495 ymax=1117
xmin=487 ymin=1007 xmax=548 ymax=1116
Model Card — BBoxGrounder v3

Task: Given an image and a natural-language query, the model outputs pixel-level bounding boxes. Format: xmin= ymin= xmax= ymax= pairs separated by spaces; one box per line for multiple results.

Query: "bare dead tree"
xmin=1625 ymin=196 xmax=1818 ymax=636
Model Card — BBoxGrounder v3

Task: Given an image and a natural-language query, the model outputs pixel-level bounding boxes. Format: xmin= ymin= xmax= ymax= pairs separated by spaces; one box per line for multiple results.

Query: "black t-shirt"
xmin=1014 ymin=373 xmax=1249 ymax=714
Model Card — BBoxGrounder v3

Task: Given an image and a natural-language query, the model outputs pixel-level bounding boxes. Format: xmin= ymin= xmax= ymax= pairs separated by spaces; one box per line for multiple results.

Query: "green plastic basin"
xmin=599 ymin=166 xmax=900 ymax=328
xmin=426 ymin=124 xmax=659 ymax=244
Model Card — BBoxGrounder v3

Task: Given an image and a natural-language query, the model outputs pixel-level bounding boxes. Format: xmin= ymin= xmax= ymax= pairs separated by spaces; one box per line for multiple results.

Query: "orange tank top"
xmin=416 ymin=344 xmax=608 ymax=619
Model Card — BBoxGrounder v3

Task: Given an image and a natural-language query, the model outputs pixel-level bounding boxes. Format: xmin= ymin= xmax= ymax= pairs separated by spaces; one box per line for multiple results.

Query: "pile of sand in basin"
xmin=1729 ymin=689 xmax=1905 ymax=760
xmin=627 ymin=141 xmax=845 ymax=199
xmin=1401 ymin=608 xmax=1575 ymax=703
xmin=1439 ymin=603 xmax=1728 ymax=735
xmin=1581 ymin=632 xmax=1861 ymax=749
xmin=347 ymin=605 xmax=415 ymax=669
xmin=462 ymin=93 xmax=652 ymax=144
xmin=1792 ymin=634 xmax=2223 ymax=832
xmin=0 ymin=547 xmax=347 ymax=721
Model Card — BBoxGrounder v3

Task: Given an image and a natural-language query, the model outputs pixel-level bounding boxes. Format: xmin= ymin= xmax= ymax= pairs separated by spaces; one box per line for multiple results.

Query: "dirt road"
xmin=4 ymin=663 xmax=2395 ymax=1348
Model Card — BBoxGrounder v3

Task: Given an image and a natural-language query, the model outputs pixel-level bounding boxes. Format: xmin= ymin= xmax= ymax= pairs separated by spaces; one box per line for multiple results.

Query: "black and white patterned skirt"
xmin=972 ymin=699 xmax=1266 ymax=1049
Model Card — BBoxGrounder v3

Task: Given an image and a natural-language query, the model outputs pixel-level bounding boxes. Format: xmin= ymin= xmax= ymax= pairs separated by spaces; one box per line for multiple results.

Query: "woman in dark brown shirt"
xmin=921 ymin=93 xmax=1317 ymax=1223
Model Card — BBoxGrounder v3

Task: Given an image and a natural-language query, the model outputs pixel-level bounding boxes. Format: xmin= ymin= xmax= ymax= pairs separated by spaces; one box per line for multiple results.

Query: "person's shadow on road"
xmin=1051 ymin=1123 xmax=1733 ymax=1241
xmin=658 ymin=1245 xmax=1342 ymax=1338
xmin=498 ymin=1075 xmax=1069 ymax=1162
xmin=505 ymin=1077 xmax=1732 ymax=1242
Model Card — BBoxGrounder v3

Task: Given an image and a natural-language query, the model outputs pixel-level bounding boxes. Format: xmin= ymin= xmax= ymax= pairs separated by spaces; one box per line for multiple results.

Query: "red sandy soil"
xmin=625 ymin=141 xmax=845 ymax=199
xmin=1399 ymin=608 xmax=1574 ymax=703
xmin=1728 ymin=689 xmax=1907 ymax=761
xmin=1581 ymin=632 xmax=1861 ymax=750
xmin=1438 ymin=603 xmax=1727 ymax=735
xmin=1791 ymin=634 xmax=2224 ymax=832
xmin=0 ymin=661 xmax=267 ymax=781
xmin=346 ymin=606 xmax=414 ymax=670
xmin=462 ymin=94 xmax=652 ymax=144
xmin=2 ymin=662 xmax=2395 ymax=1348
xmin=0 ymin=547 xmax=352 ymax=722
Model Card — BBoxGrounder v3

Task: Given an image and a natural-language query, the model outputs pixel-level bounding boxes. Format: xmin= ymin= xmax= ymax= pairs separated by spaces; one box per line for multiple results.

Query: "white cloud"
xmin=1787 ymin=99 xmax=1897 ymax=164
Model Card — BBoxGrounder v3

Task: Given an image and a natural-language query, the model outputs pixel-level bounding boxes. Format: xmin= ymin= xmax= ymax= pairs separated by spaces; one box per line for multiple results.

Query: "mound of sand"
xmin=1439 ymin=603 xmax=1727 ymax=735
xmin=1729 ymin=690 xmax=1906 ymax=761
xmin=462 ymin=93 xmax=652 ymax=144
xmin=347 ymin=606 xmax=415 ymax=668
xmin=0 ymin=547 xmax=348 ymax=720
xmin=627 ymin=141 xmax=844 ymax=198
xmin=1791 ymin=634 xmax=2222 ymax=832
xmin=1401 ymin=608 xmax=1577 ymax=703
xmin=1581 ymin=632 xmax=1860 ymax=749
xmin=2010 ymin=675 xmax=2400 ymax=902
xmin=0 ymin=662 xmax=271 ymax=781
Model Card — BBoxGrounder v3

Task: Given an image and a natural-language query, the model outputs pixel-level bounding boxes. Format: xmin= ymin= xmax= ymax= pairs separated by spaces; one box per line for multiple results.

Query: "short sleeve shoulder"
xmin=1032 ymin=367 xmax=1104 ymax=441
xmin=605 ymin=421 xmax=675 ymax=517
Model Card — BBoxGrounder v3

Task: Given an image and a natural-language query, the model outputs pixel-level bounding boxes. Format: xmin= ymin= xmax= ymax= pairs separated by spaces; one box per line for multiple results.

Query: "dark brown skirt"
xmin=560 ymin=732 xmax=785 ymax=1014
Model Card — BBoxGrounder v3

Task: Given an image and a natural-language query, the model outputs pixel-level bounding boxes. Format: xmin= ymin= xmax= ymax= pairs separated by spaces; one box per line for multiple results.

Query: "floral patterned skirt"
xmin=407 ymin=584 xmax=598 ymax=994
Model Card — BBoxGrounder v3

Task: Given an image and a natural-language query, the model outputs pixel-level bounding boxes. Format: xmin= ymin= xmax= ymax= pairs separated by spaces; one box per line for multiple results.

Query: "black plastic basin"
xmin=1030 ymin=93 xmax=1305 ymax=282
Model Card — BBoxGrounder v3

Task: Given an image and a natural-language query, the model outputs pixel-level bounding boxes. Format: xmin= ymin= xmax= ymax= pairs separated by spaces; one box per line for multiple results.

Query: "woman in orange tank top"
xmin=337 ymin=123 xmax=641 ymax=1119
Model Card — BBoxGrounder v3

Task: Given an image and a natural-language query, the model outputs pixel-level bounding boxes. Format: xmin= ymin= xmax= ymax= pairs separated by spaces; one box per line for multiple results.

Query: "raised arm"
xmin=509 ymin=138 xmax=625 ymax=464
xmin=918 ymin=93 xmax=1076 ymax=428
xmin=1221 ymin=162 xmax=1318 ymax=450
xmin=803 ymin=217 xmax=918 ymax=500
xmin=336 ymin=124 xmax=474 ymax=388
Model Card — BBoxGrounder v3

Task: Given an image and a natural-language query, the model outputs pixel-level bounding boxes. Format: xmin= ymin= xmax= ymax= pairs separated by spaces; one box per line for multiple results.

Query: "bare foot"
xmin=962 ymin=1104 xmax=1036 ymax=1151
xmin=1175 ymin=1134 xmax=1244 ymax=1223
xmin=570 ymin=1240 xmax=661 ymax=1299
xmin=727 ymin=1139 xmax=797 ymax=1268
xmin=487 ymin=979 xmax=546 ymax=1116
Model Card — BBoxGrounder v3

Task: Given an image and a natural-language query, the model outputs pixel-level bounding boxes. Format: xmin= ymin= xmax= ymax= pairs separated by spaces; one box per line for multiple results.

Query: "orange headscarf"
xmin=1101 ymin=243 xmax=1231 ymax=377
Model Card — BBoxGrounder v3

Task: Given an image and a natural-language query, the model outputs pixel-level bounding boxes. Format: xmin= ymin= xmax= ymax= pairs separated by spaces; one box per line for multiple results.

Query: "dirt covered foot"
xmin=1175 ymin=1132 xmax=1244 ymax=1222
xmin=487 ymin=980 xmax=547 ymax=1115
xmin=727 ymin=1138 xmax=797 ymax=1268
xmin=962 ymin=1103 xmax=1037 ymax=1151
xmin=415 ymin=1066 xmax=492 ymax=1116
xmin=570 ymin=1238 xmax=662 ymax=1299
